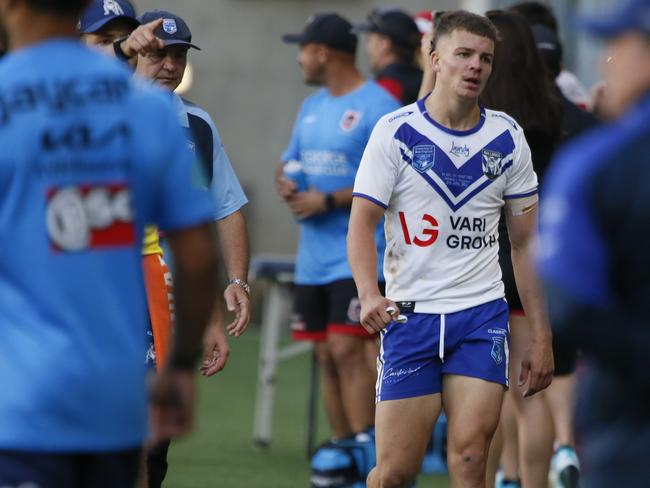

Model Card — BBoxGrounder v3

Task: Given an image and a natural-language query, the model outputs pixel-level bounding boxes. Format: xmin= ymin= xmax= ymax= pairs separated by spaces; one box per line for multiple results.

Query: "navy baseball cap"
xmin=138 ymin=10 xmax=201 ymax=50
xmin=282 ymin=13 xmax=357 ymax=55
xmin=79 ymin=0 xmax=139 ymax=34
xmin=353 ymin=8 xmax=421 ymax=50
xmin=532 ymin=24 xmax=563 ymax=59
xmin=580 ymin=0 xmax=650 ymax=38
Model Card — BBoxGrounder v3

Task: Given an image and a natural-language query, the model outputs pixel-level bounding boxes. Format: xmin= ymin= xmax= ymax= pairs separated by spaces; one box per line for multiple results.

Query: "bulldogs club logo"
xmin=491 ymin=336 xmax=505 ymax=365
xmin=412 ymin=145 xmax=435 ymax=173
xmin=482 ymin=149 xmax=504 ymax=179
xmin=340 ymin=110 xmax=362 ymax=132
xmin=46 ymin=183 xmax=135 ymax=252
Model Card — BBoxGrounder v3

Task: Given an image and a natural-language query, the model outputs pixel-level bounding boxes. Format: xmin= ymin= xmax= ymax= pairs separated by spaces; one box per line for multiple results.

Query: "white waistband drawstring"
xmin=439 ymin=314 xmax=446 ymax=362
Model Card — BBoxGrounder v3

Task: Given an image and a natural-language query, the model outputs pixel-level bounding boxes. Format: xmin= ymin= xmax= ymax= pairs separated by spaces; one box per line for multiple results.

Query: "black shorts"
xmin=291 ymin=279 xmax=383 ymax=341
xmin=553 ymin=333 xmax=579 ymax=376
xmin=0 ymin=448 xmax=140 ymax=488
xmin=498 ymin=231 xmax=523 ymax=313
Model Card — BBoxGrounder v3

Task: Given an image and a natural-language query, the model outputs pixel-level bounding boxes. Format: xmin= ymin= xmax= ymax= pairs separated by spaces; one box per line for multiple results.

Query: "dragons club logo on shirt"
xmin=340 ymin=110 xmax=362 ymax=132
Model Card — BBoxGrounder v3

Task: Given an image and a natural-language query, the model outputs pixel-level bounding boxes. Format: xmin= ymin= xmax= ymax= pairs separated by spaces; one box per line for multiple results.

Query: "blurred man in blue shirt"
xmin=539 ymin=1 xmax=650 ymax=486
xmin=0 ymin=0 xmax=219 ymax=485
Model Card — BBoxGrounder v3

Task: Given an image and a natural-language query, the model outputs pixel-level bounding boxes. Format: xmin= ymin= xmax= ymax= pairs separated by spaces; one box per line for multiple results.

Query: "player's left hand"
xmin=200 ymin=322 xmax=230 ymax=376
xmin=519 ymin=332 xmax=554 ymax=397
xmin=224 ymin=283 xmax=250 ymax=337
xmin=288 ymin=189 xmax=327 ymax=219
xmin=148 ymin=369 xmax=195 ymax=443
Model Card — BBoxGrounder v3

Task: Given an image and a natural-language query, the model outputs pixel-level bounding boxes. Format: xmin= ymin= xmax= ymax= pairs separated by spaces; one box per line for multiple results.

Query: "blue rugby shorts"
xmin=376 ymin=298 xmax=510 ymax=402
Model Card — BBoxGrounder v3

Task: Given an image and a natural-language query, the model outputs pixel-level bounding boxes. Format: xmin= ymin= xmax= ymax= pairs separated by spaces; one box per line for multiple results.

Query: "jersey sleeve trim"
xmin=504 ymin=188 xmax=538 ymax=200
xmin=352 ymin=192 xmax=388 ymax=209
xmin=212 ymin=198 xmax=248 ymax=221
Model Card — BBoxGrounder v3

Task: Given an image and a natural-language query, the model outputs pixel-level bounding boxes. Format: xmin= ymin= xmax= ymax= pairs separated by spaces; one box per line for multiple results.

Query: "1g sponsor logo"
xmin=398 ymin=211 xmax=439 ymax=247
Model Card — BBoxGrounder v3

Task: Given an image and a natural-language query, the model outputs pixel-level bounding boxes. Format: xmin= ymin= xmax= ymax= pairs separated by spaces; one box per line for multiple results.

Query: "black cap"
xmin=532 ymin=24 xmax=562 ymax=77
xmin=282 ymin=13 xmax=357 ymax=55
xmin=532 ymin=24 xmax=562 ymax=58
xmin=138 ymin=10 xmax=200 ymax=50
xmin=353 ymin=8 xmax=420 ymax=50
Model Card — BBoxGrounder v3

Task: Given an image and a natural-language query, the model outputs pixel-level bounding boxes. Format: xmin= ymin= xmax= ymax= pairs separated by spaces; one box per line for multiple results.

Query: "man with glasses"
xmin=132 ymin=9 xmax=250 ymax=486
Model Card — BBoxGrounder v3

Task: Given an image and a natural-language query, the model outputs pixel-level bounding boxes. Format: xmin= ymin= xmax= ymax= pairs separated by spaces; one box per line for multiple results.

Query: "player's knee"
xmin=314 ymin=343 xmax=337 ymax=374
xmin=375 ymin=465 xmax=416 ymax=488
xmin=328 ymin=337 xmax=366 ymax=367
xmin=448 ymin=444 xmax=488 ymax=479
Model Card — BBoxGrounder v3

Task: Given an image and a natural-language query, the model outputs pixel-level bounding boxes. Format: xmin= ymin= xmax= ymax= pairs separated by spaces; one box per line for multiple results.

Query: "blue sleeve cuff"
xmin=352 ymin=192 xmax=388 ymax=209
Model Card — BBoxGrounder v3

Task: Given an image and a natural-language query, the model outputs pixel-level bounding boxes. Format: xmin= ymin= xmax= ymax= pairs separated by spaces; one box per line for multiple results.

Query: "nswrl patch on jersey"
xmin=482 ymin=149 xmax=504 ymax=180
xmin=412 ymin=145 xmax=435 ymax=173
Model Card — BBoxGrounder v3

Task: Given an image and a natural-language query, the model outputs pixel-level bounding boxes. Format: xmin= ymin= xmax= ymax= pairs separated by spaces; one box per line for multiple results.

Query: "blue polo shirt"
xmin=282 ymin=81 xmax=400 ymax=285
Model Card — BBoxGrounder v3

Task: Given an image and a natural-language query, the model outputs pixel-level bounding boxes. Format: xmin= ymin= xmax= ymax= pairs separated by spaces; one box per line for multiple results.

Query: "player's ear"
xmin=380 ymin=36 xmax=391 ymax=55
xmin=317 ymin=45 xmax=329 ymax=63
xmin=432 ymin=50 xmax=441 ymax=73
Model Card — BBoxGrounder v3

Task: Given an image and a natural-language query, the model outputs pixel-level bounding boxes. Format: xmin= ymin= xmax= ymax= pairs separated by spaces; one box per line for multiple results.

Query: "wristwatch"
xmin=113 ymin=37 xmax=133 ymax=61
xmin=229 ymin=278 xmax=251 ymax=295
xmin=325 ymin=193 xmax=336 ymax=212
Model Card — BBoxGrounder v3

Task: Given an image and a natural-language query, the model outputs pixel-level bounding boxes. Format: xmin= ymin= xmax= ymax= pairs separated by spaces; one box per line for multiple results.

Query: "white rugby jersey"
xmin=353 ymin=99 xmax=538 ymax=314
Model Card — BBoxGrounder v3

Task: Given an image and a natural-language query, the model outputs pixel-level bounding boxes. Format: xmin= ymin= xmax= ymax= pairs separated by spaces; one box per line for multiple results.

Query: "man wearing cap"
xmin=539 ymin=0 xmax=650 ymax=486
xmin=133 ymin=10 xmax=250 ymax=343
xmin=79 ymin=2 xmax=250 ymax=370
xmin=79 ymin=0 xmax=165 ymax=63
xmin=129 ymin=9 xmax=250 ymax=486
xmin=0 ymin=0 xmax=219 ymax=485
xmin=509 ymin=2 xmax=592 ymax=110
xmin=277 ymin=13 xmax=399 ymax=448
xmin=354 ymin=8 xmax=423 ymax=105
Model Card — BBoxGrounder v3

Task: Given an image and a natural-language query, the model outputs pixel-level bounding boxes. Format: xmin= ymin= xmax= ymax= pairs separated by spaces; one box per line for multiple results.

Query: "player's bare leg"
xmin=486 ymin=419 xmax=503 ymax=487
xmin=547 ymin=372 xmax=579 ymax=487
xmin=443 ymin=375 xmax=503 ymax=488
xmin=368 ymin=394 xmax=441 ymax=488
xmin=498 ymin=391 xmax=521 ymax=482
xmin=328 ymin=333 xmax=376 ymax=432
xmin=546 ymin=373 xmax=576 ymax=447
xmin=365 ymin=337 xmax=379 ymax=381
xmin=315 ymin=341 xmax=352 ymax=439
xmin=509 ymin=315 xmax=554 ymax=488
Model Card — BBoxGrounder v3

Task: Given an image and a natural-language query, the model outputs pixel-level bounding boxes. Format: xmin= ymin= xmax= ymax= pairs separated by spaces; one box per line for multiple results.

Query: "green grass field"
xmin=165 ymin=329 xmax=450 ymax=487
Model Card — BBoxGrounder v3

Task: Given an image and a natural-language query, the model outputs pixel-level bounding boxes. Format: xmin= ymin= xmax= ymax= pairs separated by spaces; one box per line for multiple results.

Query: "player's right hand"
xmin=121 ymin=18 xmax=166 ymax=58
xmin=519 ymin=332 xmax=554 ymax=397
xmin=360 ymin=295 xmax=400 ymax=333
xmin=276 ymin=174 xmax=296 ymax=201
